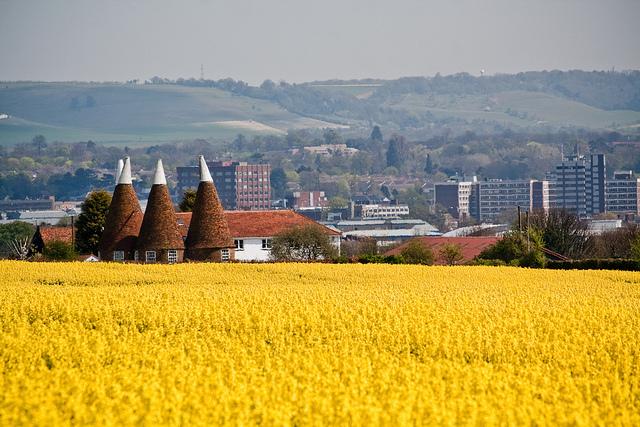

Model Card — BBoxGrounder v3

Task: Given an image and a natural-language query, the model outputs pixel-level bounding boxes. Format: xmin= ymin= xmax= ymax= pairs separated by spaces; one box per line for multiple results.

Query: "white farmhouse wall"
xmin=233 ymin=235 xmax=341 ymax=261
xmin=234 ymin=237 xmax=272 ymax=262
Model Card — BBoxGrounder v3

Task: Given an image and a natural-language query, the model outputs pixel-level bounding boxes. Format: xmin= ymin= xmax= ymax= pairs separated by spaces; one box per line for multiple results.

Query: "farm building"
xmin=184 ymin=156 xmax=235 ymax=262
xmin=98 ymin=157 xmax=143 ymax=262
xmin=177 ymin=210 xmax=341 ymax=262
xmin=135 ymin=159 xmax=185 ymax=264
xmin=29 ymin=225 xmax=74 ymax=256
xmin=384 ymin=236 xmax=500 ymax=265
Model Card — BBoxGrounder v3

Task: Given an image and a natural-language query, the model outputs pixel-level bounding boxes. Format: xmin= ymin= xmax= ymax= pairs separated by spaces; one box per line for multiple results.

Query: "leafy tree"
xmin=439 ymin=243 xmax=464 ymax=265
xmin=386 ymin=135 xmax=407 ymax=170
xmin=179 ymin=189 xmax=197 ymax=212
xmin=270 ymin=225 xmax=338 ymax=262
xmin=32 ymin=135 xmax=47 ymax=157
xmin=424 ymin=154 xmax=434 ymax=174
xmin=269 ymin=168 xmax=287 ymax=199
xmin=0 ymin=222 xmax=35 ymax=259
xmin=370 ymin=125 xmax=383 ymax=142
xmin=76 ymin=190 xmax=111 ymax=254
xmin=528 ymin=209 xmax=593 ymax=259
xmin=400 ymin=240 xmax=434 ymax=265
xmin=44 ymin=240 xmax=77 ymax=261
xmin=478 ymin=230 xmax=545 ymax=267
xmin=631 ymin=234 xmax=640 ymax=261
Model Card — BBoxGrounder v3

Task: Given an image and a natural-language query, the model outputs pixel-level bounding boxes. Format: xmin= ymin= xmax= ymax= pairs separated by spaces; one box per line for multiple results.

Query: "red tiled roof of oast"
xmin=137 ymin=184 xmax=185 ymax=251
xmin=384 ymin=236 xmax=500 ymax=265
xmin=38 ymin=226 xmax=73 ymax=244
xmin=176 ymin=210 xmax=341 ymax=239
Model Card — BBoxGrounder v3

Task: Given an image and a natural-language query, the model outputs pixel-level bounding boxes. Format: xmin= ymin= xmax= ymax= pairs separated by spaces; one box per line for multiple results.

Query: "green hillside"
xmin=385 ymin=90 xmax=640 ymax=129
xmin=0 ymin=83 xmax=345 ymax=146
xmin=2 ymin=73 xmax=640 ymax=147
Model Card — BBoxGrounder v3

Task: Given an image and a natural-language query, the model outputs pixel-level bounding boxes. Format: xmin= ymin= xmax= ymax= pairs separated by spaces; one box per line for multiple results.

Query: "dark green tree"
xmin=529 ymin=209 xmax=593 ymax=259
xmin=400 ymin=240 xmax=434 ymax=265
xmin=44 ymin=240 xmax=77 ymax=261
xmin=439 ymin=243 xmax=464 ymax=265
xmin=424 ymin=154 xmax=434 ymax=174
xmin=386 ymin=135 xmax=407 ymax=170
xmin=32 ymin=135 xmax=47 ymax=157
xmin=270 ymin=225 xmax=338 ymax=261
xmin=179 ymin=189 xmax=197 ymax=212
xmin=270 ymin=168 xmax=288 ymax=199
xmin=370 ymin=125 xmax=383 ymax=142
xmin=76 ymin=190 xmax=112 ymax=254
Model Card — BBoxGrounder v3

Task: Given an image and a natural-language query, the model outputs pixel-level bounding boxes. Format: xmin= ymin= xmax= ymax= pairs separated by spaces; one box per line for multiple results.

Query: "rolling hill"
xmin=1 ymin=71 xmax=640 ymax=147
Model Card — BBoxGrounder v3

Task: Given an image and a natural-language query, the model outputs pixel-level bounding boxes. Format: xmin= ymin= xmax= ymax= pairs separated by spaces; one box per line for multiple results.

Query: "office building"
xmin=606 ymin=171 xmax=639 ymax=216
xmin=177 ymin=161 xmax=271 ymax=210
xmin=548 ymin=151 xmax=606 ymax=217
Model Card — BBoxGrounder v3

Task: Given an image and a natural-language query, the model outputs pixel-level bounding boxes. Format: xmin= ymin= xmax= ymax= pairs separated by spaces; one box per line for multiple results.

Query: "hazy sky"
xmin=1 ymin=0 xmax=639 ymax=84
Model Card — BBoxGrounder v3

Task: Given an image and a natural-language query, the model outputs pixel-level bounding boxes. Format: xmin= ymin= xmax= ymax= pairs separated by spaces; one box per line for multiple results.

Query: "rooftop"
xmin=176 ymin=210 xmax=341 ymax=239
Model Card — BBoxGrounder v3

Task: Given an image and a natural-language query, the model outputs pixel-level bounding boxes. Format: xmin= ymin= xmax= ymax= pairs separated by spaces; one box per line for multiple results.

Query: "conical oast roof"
xmin=99 ymin=157 xmax=143 ymax=254
xmin=186 ymin=155 xmax=233 ymax=251
xmin=136 ymin=159 xmax=184 ymax=251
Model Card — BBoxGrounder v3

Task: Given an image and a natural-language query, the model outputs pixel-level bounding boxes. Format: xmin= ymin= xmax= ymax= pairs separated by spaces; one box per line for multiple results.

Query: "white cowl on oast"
xmin=118 ymin=157 xmax=133 ymax=185
xmin=199 ymin=155 xmax=213 ymax=183
xmin=153 ymin=159 xmax=167 ymax=185
xmin=115 ymin=158 xmax=124 ymax=184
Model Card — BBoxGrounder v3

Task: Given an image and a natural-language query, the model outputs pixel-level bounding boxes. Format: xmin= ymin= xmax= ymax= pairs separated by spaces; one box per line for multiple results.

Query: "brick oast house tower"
xmin=99 ymin=157 xmax=143 ymax=261
xmin=185 ymin=155 xmax=235 ymax=261
xmin=136 ymin=159 xmax=185 ymax=263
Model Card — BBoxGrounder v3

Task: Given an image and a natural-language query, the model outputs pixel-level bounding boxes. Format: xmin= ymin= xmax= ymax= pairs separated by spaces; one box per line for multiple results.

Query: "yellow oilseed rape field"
xmin=1 ymin=261 xmax=639 ymax=426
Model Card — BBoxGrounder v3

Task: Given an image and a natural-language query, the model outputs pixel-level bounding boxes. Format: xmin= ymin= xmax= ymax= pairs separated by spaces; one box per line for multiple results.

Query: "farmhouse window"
xmin=145 ymin=251 xmax=156 ymax=263
xmin=261 ymin=239 xmax=272 ymax=250
xmin=235 ymin=240 xmax=244 ymax=250
xmin=221 ymin=249 xmax=230 ymax=261
xmin=134 ymin=251 xmax=139 ymax=261
xmin=168 ymin=250 xmax=178 ymax=264
xmin=113 ymin=251 xmax=124 ymax=262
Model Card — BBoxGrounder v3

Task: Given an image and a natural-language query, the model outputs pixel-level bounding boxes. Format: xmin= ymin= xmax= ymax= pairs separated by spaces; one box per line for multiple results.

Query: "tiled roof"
xmin=176 ymin=210 xmax=341 ymax=239
xmin=137 ymin=184 xmax=184 ymax=251
xmin=38 ymin=226 xmax=73 ymax=244
xmin=383 ymin=236 xmax=500 ymax=265
xmin=185 ymin=181 xmax=233 ymax=251
xmin=99 ymin=183 xmax=143 ymax=254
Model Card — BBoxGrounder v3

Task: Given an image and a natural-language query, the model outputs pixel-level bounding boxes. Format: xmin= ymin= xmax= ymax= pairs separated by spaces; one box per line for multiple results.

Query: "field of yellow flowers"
xmin=1 ymin=261 xmax=639 ymax=425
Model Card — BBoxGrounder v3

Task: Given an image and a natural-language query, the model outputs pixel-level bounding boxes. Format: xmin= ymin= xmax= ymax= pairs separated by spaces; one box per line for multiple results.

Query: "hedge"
xmin=546 ymin=259 xmax=640 ymax=271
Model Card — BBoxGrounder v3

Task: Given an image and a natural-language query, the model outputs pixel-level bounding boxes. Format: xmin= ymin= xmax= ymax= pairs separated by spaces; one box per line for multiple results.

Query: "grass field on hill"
xmin=0 ymin=83 xmax=344 ymax=146
xmin=1 ymin=262 xmax=638 ymax=425
xmin=390 ymin=90 xmax=640 ymax=129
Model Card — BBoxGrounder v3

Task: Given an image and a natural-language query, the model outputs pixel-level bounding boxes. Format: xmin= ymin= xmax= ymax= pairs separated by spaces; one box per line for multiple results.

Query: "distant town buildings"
xmin=287 ymin=191 xmax=329 ymax=209
xmin=299 ymin=144 xmax=359 ymax=157
xmin=475 ymin=179 xmax=549 ymax=222
xmin=433 ymin=150 xmax=630 ymax=222
xmin=176 ymin=161 xmax=271 ymax=210
xmin=606 ymin=171 xmax=640 ymax=216
xmin=547 ymin=151 xmax=606 ymax=217
xmin=433 ymin=180 xmax=475 ymax=221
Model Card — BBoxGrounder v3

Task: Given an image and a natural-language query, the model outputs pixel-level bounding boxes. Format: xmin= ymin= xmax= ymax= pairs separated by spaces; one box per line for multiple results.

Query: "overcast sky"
xmin=1 ymin=0 xmax=639 ymax=84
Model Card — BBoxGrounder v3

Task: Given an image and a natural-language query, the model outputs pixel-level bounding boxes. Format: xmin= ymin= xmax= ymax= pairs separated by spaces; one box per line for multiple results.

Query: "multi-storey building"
xmin=477 ymin=179 xmax=549 ymax=222
xmin=606 ymin=171 xmax=640 ymax=216
xmin=548 ymin=151 xmax=606 ymax=217
xmin=177 ymin=161 xmax=271 ymax=210
xmin=434 ymin=181 xmax=474 ymax=220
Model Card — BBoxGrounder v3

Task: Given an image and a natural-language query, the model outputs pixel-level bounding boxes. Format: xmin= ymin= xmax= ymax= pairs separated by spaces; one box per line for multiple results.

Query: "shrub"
xmin=400 ymin=240 xmax=434 ymax=265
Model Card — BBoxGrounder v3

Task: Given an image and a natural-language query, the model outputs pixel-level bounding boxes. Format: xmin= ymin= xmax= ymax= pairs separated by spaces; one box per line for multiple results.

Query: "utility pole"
xmin=517 ymin=205 xmax=522 ymax=234
xmin=71 ymin=215 xmax=75 ymax=251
